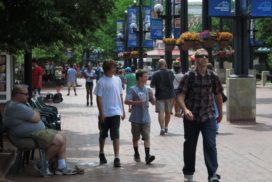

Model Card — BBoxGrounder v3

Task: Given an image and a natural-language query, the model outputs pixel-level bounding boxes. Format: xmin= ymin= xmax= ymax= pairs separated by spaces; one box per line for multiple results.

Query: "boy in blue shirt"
xmin=125 ymin=70 xmax=156 ymax=164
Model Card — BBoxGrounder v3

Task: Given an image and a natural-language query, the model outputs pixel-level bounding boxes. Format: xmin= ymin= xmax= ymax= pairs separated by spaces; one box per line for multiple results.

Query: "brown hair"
xmin=136 ymin=69 xmax=147 ymax=81
xmin=103 ymin=60 xmax=117 ymax=73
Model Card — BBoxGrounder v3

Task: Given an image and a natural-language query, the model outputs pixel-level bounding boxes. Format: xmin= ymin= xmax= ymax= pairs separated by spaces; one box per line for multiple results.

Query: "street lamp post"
xmin=180 ymin=0 xmax=189 ymax=73
xmin=129 ymin=0 xmax=145 ymax=69
xmin=154 ymin=0 xmax=173 ymax=69
xmin=138 ymin=0 xmax=144 ymax=69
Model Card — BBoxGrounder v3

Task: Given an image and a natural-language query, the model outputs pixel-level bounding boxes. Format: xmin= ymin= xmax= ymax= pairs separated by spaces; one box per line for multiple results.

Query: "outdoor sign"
xmin=116 ymin=20 xmax=125 ymax=52
xmin=144 ymin=6 xmax=154 ymax=48
xmin=174 ymin=0 xmax=181 ymax=38
xmin=251 ymin=0 xmax=272 ymax=17
xmin=150 ymin=18 xmax=163 ymax=39
xmin=127 ymin=7 xmax=138 ymax=48
xmin=208 ymin=0 xmax=231 ymax=16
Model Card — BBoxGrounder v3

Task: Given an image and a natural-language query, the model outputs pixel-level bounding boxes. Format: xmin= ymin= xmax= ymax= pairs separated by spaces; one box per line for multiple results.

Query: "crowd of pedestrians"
xmin=3 ymin=48 xmax=224 ymax=182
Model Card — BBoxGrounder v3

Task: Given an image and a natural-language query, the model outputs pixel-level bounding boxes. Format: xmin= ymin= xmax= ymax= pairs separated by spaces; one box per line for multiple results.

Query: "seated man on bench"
xmin=3 ymin=85 xmax=76 ymax=175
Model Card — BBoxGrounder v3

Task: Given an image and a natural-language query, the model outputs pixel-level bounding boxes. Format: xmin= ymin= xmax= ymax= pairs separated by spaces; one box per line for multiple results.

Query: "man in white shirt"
xmin=94 ymin=60 xmax=125 ymax=168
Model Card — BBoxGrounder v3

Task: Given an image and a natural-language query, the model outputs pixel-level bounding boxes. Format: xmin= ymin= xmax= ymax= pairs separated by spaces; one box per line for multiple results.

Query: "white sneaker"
xmin=184 ymin=175 xmax=193 ymax=182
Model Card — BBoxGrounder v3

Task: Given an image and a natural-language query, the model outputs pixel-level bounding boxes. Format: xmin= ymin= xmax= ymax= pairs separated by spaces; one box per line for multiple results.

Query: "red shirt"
xmin=32 ymin=66 xmax=43 ymax=89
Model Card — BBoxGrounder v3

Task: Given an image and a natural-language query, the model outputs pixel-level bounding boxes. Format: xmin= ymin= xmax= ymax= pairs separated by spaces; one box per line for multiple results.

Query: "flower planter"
xmin=219 ymin=40 xmax=230 ymax=49
xmin=165 ymin=44 xmax=175 ymax=51
xmin=203 ymin=38 xmax=217 ymax=48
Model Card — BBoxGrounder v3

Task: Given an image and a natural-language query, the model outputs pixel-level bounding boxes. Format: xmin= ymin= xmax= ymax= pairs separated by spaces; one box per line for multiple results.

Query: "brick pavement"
xmin=6 ymin=79 xmax=272 ymax=182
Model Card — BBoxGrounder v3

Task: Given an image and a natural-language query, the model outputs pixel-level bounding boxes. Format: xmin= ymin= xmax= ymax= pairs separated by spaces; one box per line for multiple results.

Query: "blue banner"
xmin=208 ymin=0 xmax=231 ymax=16
xmin=173 ymin=0 xmax=181 ymax=38
xmin=127 ymin=7 xmax=138 ymax=48
xmin=116 ymin=20 xmax=125 ymax=53
xmin=144 ymin=6 xmax=154 ymax=48
xmin=151 ymin=18 xmax=163 ymax=40
xmin=251 ymin=0 xmax=272 ymax=17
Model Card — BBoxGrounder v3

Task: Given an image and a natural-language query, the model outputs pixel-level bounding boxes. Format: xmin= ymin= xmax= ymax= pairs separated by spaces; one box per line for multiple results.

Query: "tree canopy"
xmin=0 ymin=0 xmax=114 ymax=52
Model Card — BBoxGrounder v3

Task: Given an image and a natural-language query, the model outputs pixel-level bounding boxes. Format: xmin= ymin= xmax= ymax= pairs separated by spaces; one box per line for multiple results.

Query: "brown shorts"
xmin=131 ymin=122 xmax=150 ymax=141
xmin=155 ymin=99 xmax=174 ymax=113
xmin=31 ymin=129 xmax=57 ymax=148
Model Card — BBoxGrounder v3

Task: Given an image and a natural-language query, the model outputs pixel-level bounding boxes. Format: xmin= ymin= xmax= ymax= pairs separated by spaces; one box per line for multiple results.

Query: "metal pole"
xmin=233 ymin=0 xmax=249 ymax=76
xmin=24 ymin=49 xmax=32 ymax=99
xmin=165 ymin=0 xmax=172 ymax=69
xmin=180 ymin=0 xmax=188 ymax=73
xmin=202 ymin=0 xmax=213 ymax=65
xmin=138 ymin=0 xmax=144 ymax=69
xmin=124 ymin=11 xmax=129 ymax=68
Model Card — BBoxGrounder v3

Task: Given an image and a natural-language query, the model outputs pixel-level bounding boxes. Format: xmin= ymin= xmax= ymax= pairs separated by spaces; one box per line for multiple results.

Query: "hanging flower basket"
xmin=219 ymin=40 xmax=230 ymax=49
xmin=165 ymin=44 xmax=175 ymax=51
xmin=193 ymin=41 xmax=202 ymax=49
xmin=202 ymin=38 xmax=217 ymax=48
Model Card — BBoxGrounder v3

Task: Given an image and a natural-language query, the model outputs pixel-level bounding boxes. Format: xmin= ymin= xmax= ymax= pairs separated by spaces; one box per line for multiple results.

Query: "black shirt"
xmin=151 ymin=69 xmax=175 ymax=100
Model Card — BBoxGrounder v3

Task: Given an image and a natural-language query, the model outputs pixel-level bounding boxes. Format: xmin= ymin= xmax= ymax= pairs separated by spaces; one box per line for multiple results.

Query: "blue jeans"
xmin=182 ymin=118 xmax=218 ymax=177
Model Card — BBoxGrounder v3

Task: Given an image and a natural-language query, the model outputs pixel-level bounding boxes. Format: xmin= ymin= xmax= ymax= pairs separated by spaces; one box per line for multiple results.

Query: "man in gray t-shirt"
xmin=3 ymin=85 xmax=76 ymax=175
xmin=4 ymin=101 xmax=45 ymax=137
xmin=125 ymin=70 xmax=156 ymax=164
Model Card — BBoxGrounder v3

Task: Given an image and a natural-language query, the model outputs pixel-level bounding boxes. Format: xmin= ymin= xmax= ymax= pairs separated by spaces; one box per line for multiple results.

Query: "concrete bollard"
xmin=261 ymin=71 xmax=269 ymax=87
xmin=226 ymin=69 xmax=232 ymax=78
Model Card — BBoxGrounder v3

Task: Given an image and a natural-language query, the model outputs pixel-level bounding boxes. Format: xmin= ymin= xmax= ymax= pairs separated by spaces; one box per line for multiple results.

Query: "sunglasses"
xmin=195 ymin=54 xmax=209 ymax=59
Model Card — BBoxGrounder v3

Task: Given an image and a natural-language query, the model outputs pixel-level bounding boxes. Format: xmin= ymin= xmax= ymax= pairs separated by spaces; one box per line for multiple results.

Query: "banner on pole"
xmin=251 ymin=0 xmax=272 ymax=17
xmin=208 ymin=0 xmax=231 ymax=16
xmin=128 ymin=7 xmax=138 ymax=48
xmin=174 ymin=0 xmax=181 ymax=38
xmin=144 ymin=6 xmax=154 ymax=48
xmin=116 ymin=20 xmax=125 ymax=53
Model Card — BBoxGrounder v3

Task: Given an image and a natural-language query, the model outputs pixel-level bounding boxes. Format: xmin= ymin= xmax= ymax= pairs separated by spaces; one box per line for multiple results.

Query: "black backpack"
xmin=187 ymin=70 xmax=227 ymax=103
xmin=53 ymin=93 xmax=63 ymax=103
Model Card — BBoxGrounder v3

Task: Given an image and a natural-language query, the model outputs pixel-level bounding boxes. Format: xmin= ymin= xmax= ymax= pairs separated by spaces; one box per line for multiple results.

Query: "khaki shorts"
xmin=131 ymin=122 xmax=150 ymax=141
xmin=31 ymin=129 xmax=57 ymax=148
xmin=67 ymin=81 xmax=76 ymax=87
xmin=155 ymin=99 xmax=174 ymax=113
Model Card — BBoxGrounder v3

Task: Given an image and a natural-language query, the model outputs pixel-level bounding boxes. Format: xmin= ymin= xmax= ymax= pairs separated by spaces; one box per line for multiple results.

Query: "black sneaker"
xmin=209 ymin=174 xmax=221 ymax=182
xmin=99 ymin=153 xmax=107 ymax=165
xmin=145 ymin=155 xmax=155 ymax=164
xmin=114 ymin=158 xmax=121 ymax=167
xmin=134 ymin=154 xmax=141 ymax=162
xmin=165 ymin=128 xmax=168 ymax=133
xmin=87 ymin=102 xmax=89 ymax=106
xmin=160 ymin=130 xmax=165 ymax=136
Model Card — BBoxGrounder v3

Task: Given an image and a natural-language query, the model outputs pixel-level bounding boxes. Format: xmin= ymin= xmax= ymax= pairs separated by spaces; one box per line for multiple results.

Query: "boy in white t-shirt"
xmin=93 ymin=60 xmax=125 ymax=168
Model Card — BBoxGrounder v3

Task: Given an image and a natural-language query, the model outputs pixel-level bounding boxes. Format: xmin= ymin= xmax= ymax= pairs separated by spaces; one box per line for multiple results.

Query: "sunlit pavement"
xmin=7 ymin=79 xmax=272 ymax=182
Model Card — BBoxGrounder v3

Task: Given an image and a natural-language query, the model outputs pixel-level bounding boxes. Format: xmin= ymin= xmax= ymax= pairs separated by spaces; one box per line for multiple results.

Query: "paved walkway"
xmin=7 ymin=79 xmax=272 ymax=182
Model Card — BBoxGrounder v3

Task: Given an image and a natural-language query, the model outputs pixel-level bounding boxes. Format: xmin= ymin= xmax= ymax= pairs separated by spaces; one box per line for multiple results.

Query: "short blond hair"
xmin=194 ymin=48 xmax=208 ymax=56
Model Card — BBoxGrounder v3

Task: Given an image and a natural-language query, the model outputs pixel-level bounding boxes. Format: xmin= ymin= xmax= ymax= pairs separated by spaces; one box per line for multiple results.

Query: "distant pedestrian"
xmin=95 ymin=64 xmax=103 ymax=82
xmin=173 ymin=62 xmax=183 ymax=118
xmin=125 ymin=70 xmax=156 ymax=164
xmin=67 ymin=64 xmax=77 ymax=96
xmin=177 ymin=48 xmax=223 ymax=182
xmin=150 ymin=59 xmax=175 ymax=135
xmin=32 ymin=59 xmax=44 ymax=95
xmin=93 ymin=60 xmax=125 ymax=168
xmin=124 ymin=67 xmax=136 ymax=112
xmin=84 ymin=63 xmax=96 ymax=106
xmin=55 ymin=66 xmax=63 ymax=93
